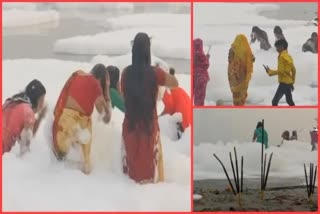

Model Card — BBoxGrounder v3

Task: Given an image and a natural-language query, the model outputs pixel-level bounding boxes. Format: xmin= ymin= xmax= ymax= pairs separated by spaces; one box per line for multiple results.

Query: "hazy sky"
xmin=194 ymin=109 xmax=317 ymax=146
xmin=195 ymin=2 xmax=317 ymax=22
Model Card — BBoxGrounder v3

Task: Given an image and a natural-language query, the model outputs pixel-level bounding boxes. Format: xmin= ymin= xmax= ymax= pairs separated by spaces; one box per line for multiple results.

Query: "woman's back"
xmin=121 ymin=66 xmax=166 ymax=128
xmin=121 ymin=66 xmax=167 ymax=183
xmin=67 ymin=73 xmax=102 ymax=116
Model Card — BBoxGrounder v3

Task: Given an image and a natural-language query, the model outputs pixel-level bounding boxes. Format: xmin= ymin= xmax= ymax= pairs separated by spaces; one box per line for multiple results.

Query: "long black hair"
xmin=8 ymin=79 xmax=46 ymax=109
xmin=274 ymin=26 xmax=282 ymax=34
xmin=124 ymin=32 xmax=157 ymax=134
xmin=256 ymin=121 xmax=263 ymax=129
xmin=106 ymin=65 xmax=120 ymax=90
xmin=26 ymin=79 xmax=46 ymax=109
xmin=91 ymin=63 xmax=108 ymax=97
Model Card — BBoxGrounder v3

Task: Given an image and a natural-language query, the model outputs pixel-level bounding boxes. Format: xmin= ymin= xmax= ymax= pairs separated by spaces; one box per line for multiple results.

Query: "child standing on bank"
xmin=263 ymin=39 xmax=296 ymax=106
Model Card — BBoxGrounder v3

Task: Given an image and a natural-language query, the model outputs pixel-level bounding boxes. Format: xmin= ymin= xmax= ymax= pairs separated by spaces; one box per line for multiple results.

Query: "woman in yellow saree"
xmin=228 ymin=34 xmax=255 ymax=106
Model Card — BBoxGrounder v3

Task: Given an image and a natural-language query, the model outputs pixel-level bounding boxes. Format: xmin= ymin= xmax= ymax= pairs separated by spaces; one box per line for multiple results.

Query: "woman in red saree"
xmin=193 ymin=38 xmax=210 ymax=106
xmin=52 ymin=64 xmax=112 ymax=174
xmin=121 ymin=32 xmax=178 ymax=183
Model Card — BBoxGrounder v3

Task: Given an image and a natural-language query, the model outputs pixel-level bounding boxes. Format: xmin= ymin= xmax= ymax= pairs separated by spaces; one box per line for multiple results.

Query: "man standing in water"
xmin=252 ymin=121 xmax=269 ymax=149
xmin=264 ymin=39 xmax=296 ymax=106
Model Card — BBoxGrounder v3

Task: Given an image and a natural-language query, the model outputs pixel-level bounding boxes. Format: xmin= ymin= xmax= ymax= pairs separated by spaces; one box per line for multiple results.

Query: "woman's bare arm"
xmin=95 ymin=96 xmax=111 ymax=124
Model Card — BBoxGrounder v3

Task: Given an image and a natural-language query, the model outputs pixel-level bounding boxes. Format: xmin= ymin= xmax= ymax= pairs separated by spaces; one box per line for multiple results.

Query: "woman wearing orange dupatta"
xmin=52 ymin=64 xmax=111 ymax=174
xmin=228 ymin=34 xmax=255 ymax=106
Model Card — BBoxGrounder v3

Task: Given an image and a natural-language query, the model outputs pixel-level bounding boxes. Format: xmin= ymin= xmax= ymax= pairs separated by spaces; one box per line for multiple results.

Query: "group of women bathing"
xmin=3 ymin=32 xmax=191 ymax=184
xmin=194 ymin=25 xmax=317 ymax=106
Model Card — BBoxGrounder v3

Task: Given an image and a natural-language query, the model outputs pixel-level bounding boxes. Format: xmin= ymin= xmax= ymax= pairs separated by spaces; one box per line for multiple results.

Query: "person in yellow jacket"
xmin=263 ymin=39 xmax=296 ymax=106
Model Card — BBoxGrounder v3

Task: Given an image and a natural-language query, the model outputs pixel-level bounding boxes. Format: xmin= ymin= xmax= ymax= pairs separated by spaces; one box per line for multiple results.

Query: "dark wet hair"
xmin=91 ymin=63 xmax=108 ymax=97
xmin=282 ymin=130 xmax=290 ymax=140
xmin=24 ymin=79 xmax=46 ymax=109
xmin=311 ymin=32 xmax=318 ymax=38
xmin=292 ymin=130 xmax=297 ymax=135
xmin=252 ymin=26 xmax=262 ymax=34
xmin=275 ymin=39 xmax=288 ymax=49
xmin=256 ymin=121 xmax=263 ymax=129
xmin=274 ymin=26 xmax=282 ymax=34
xmin=106 ymin=65 xmax=120 ymax=90
xmin=124 ymin=32 xmax=157 ymax=134
xmin=169 ymin=68 xmax=175 ymax=75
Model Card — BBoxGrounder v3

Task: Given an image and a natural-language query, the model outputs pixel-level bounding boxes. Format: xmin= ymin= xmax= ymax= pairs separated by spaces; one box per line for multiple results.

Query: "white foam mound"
xmin=51 ymin=2 xmax=134 ymax=10
xmin=194 ymin=141 xmax=317 ymax=181
xmin=194 ymin=3 xmax=318 ymax=105
xmin=105 ymin=13 xmax=190 ymax=30
xmin=2 ymin=59 xmax=190 ymax=211
xmin=54 ymin=24 xmax=190 ymax=59
xmin=3 ymin=9 xmax=60 ymax=28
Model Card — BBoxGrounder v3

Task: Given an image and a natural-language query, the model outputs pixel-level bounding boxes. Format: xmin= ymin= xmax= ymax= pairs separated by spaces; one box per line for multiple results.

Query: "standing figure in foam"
xmin=310 ymin=127 xmax=318 ymax=151
xmin=228 ymin=34 xmax=255 ymax=106
xmin=252 ymin=121 xmax=269 ymax=149
xmin=193 ymin=38 xmax=210 ymax=106
xmin=121 ymin=32 xmax=178 ymax=183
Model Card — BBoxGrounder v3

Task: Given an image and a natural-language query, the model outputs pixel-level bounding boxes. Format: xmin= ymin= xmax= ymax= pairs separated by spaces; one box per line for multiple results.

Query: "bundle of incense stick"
xmin=304 ymin=163 xmax=317 ymax=203
xmin=213 ymin=146 xmax=244 ymax=207
xmin=260 ymin=119 xmax=273 ymax=200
